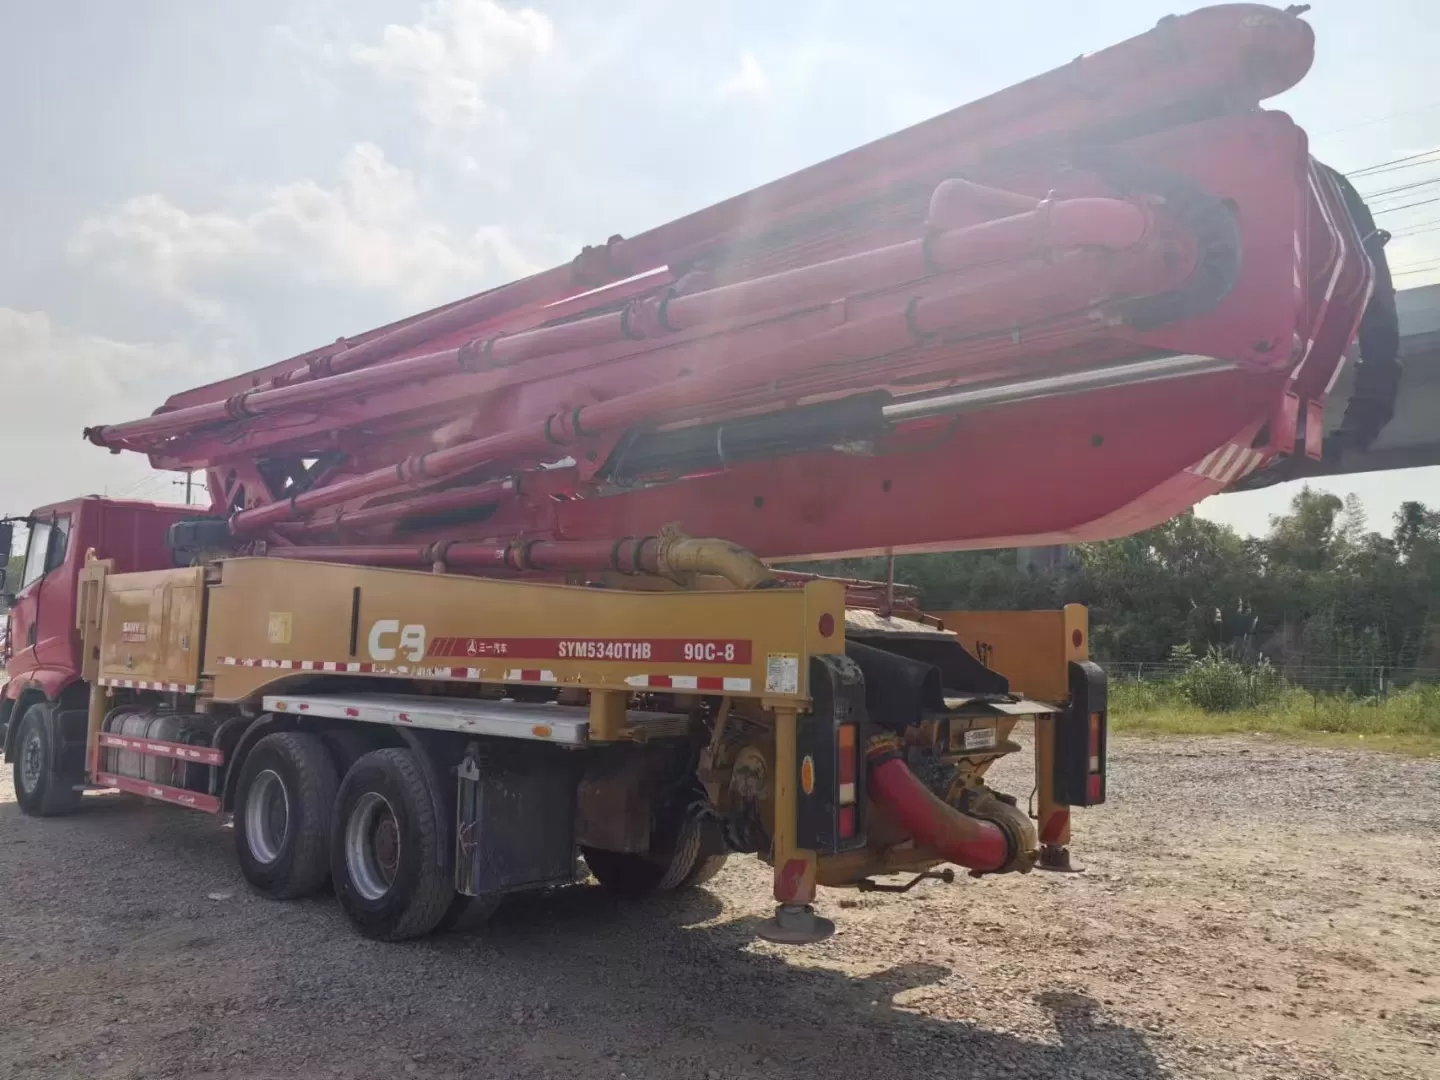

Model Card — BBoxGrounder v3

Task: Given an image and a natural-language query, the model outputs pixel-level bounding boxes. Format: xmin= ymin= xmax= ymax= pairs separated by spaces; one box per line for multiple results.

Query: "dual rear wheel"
xmin=234 ymin=733 xmax=729 ymax=940
xmin=234 ymin=735 xmax=455 ymax=939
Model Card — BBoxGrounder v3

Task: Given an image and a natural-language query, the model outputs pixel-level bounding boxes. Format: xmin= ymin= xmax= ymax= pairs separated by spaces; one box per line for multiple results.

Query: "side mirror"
xmin=0 ymin=566 xmax=7 ymax=592
xmin=0 ymin=520 xmax=12 ymax=563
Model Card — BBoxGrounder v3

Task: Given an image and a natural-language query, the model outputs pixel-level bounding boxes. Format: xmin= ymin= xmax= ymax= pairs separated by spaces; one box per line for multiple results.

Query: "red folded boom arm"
xmin=85 ymin=4 xmax=1377 ymax=568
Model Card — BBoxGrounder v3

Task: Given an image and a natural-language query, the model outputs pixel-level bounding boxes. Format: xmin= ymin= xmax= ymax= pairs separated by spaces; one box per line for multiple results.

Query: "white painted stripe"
xmin=668 ymin=675 xmax=700 ymax=690
xmin=722 ymin=677 xmax=753 ymax=692
xmin=1221 ymin=448 xmax=1260 ymax=484
xmin=838 ymin=782 xmax=857 ymax=805
xmin=502 ymin=669 xmax=558 ymax=683
xmin=1208 ymin=444 xmax=1240 ymax=481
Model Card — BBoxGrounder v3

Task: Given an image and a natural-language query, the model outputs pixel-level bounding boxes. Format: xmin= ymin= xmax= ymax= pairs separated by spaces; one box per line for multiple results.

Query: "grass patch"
xmin=1109 ymin=681 xmax=1440 ymax=756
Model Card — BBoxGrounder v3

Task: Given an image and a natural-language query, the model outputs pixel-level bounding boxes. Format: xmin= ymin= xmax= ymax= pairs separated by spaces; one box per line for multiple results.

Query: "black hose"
xmin=1072 ymin=149 xmax=1244 ymax=330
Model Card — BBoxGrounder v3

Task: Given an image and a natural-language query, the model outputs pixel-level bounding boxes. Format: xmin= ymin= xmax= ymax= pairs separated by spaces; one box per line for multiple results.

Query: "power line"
xmin=1388 ymin=215 xmax=1440 ymax=234
xmin=1360 ymin=174 xmax=1440 ymax=202
xmin=1373 ymin=195 xmax=1440 ymax=216
xmin=1314 ymin=101 xmax=1440 ymax=138
xmin=1391 ymin=224 xmax=1440 ymax=241
xmin=1348 ymin=148 xmax=1440 ymax=178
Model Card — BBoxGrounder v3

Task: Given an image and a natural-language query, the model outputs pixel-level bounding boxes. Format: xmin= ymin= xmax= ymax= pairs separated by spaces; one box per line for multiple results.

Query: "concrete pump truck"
xmin=2 ymin=4 xmax=1395 ymax=944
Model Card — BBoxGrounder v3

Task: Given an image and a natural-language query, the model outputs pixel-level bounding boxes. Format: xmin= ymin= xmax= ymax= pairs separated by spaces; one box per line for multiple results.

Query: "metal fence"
xmin=1104 ymin=660 xmax=1440 ymax=700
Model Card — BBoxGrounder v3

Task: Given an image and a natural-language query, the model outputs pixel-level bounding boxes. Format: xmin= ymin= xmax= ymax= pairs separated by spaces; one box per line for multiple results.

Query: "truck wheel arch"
xmin=221 ymin=713 xmax=297 ymax=813
xmin=3 ymin=686 xmax=49 ymax=761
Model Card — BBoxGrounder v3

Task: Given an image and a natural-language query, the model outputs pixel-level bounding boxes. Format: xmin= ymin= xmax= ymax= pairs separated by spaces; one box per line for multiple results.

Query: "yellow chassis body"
xmin=78 ymin=554 xmax=1087 ymax=906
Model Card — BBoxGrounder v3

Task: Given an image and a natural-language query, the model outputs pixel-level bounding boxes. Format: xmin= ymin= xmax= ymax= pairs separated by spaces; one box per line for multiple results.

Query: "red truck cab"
xmin=1 ymin=497 xmax=196 ymax=751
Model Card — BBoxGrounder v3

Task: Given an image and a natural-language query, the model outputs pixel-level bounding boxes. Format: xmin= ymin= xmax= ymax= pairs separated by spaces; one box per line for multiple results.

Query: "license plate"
xmin=963 ymin=727 xmax=997 ymax=751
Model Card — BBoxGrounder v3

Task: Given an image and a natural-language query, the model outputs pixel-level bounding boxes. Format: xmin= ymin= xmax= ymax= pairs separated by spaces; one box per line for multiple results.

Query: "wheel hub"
xmin=373 ymin=818 xmax=399 ymax=881
xmin=244 ymin=769 xmax=290 ymax=865
xmin=346 ymin=791 xmax=401 ymax=901
xmin=19 ymin=730 xmax=44 ymax=793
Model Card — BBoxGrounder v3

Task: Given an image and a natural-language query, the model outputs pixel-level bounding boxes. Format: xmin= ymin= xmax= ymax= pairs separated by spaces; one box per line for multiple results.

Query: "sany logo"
xmin=367 ymin=620 xmax=426 ymax=663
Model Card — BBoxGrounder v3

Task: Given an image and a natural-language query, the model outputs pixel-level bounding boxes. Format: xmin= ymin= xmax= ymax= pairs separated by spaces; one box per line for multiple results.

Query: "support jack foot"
xmin=1036 ymin=845 xmax=1084 ymax=874
xmin=756 ymin=903 xmax=835 ymax=944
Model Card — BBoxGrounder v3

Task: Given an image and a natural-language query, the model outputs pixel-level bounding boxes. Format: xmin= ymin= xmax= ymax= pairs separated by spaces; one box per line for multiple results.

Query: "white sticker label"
xmin=765 ymin=653 xmax=800 ymax=695
xmin=963 ymin=727 xmax=997 ymax=751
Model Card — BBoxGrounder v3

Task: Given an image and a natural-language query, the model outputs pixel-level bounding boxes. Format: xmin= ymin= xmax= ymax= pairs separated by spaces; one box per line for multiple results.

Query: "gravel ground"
xmin=1 ymin=734 xmax=1437 ymax=1080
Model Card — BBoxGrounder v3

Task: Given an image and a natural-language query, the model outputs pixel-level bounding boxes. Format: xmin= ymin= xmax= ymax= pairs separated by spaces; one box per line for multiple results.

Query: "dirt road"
xmin=1 ymin=735 xmax=1436 ymax=1080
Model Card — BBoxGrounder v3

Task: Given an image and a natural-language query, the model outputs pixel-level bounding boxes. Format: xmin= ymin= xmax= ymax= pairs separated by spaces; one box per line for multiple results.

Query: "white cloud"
xmin=348 ymin=0 xmax=555 ymax=129
xmin=717 ymin=50 xmax=770 ymax=100
xmin=0 ymin=309 xmax=209 ymax=510
xmin=70 ymin=143 xmax=543 ymax=315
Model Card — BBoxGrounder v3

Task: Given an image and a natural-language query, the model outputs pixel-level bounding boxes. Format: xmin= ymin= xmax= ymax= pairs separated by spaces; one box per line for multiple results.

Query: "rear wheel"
xmin=12 ymin=703 xmax=83 ymax=818
xmin=583 ymin=813 xmax=721 ymax=897
xmin=680 ymin=852 xmax=730 ymax=888
xmin=330 ymin=749 xmax=454 ymax=940
xmin=431 ymin=891 xmax=503 ymax=935
xmin=234 ymin=731 xmax=339 ymax=899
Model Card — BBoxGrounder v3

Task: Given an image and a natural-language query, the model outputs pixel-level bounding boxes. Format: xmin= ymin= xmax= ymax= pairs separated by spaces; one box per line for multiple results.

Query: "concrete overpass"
xmin=1277 ymin=283 xmax=1440 ymax=480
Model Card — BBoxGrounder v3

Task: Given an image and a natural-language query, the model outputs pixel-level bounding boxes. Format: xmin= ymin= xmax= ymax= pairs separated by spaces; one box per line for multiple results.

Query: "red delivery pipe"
xmin=84 ymin=269 xmax=675 ymax=452
xmin=87 ymin=188 xmax=1151 ymax=454
xmin=228 ymin=245 xmax=1134 ymax=534
xmin=262 ymin=534 xmax=774 ymax=589
xmin=232 ymin=238 xmax=1166 ymax=535
xmin=273 ymin=477 xmax=518 ymax=539
xmin=865 ymin=740 xmax=1011 ymax=872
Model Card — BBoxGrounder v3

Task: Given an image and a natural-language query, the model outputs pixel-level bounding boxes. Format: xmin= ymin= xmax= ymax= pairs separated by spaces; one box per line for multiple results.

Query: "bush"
xmin=1169 ymin=645 xmax=1281 ymax=713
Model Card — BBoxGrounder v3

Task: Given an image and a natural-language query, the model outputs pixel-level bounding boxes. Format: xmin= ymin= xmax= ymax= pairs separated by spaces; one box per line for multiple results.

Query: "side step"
xmin=93 ymin=733 xmax=226 ymax=812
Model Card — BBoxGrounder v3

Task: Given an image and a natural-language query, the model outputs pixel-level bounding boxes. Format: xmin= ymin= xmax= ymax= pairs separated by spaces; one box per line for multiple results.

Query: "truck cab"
xmin=1 ymin=497 xmax=195 ymax=750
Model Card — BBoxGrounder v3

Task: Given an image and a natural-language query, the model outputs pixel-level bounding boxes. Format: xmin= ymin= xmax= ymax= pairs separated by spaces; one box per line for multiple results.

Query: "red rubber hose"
xmin=866 ymin=752 xmax=1010 ymax=873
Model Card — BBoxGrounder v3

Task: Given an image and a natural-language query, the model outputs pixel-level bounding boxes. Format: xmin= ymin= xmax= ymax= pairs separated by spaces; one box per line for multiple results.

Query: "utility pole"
xmin=172 ymin=471 xmax=194 ymax=505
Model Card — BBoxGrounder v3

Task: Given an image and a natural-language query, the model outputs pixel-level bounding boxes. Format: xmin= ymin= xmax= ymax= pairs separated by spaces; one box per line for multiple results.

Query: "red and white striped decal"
xmin=503 ymin=669 xmax=558 ymax=684
xmin=216 ymin=657 xmax=746 ymax=692
xmin=1186 ymin=444 xmax=1266 ymax=486
xmin=98 ymin=677 xmax=197 ymax=693
xmin=624 ymin=674 xmax=753 ymax=692
xmin=216 ymin=657 xmax=485 ymax=679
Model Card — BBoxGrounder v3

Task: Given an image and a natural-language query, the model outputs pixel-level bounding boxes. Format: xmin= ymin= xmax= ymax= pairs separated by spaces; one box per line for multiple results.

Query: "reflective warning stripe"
xmin=1187 ymin=444 xmax=1266 ymax=485
xmin=98 ymin=677 xmax=197 ymax=693
xmin=215 ymin=657 xmax=485 ymax=679
xmin=624 ymin=674 xmax=753 ymax=692
xmin=503 ymin=669 xmax=557 ymax=684
xmin=214 ymin=657 xmax=748 ymax=692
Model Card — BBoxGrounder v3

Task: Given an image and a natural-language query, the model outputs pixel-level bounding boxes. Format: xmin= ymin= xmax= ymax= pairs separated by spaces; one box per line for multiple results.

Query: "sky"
xmin=1 ymin=0 xmax=1438 ymax=539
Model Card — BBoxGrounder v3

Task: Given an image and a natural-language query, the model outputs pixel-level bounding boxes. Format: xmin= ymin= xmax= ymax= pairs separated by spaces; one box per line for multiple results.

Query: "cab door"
xmin=6 ymin=514 xmax=74 ymax=682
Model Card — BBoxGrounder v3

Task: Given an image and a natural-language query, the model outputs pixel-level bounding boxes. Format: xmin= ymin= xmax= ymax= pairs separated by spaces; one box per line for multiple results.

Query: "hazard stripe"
xmin=503 ymin=669 xmax=557 ymax=683
xmin=1186 ymin=444 xmax=1267 ymax=485
xmin=213 ymin=657 xmax=749 ymax=692
xmin=98 ymin=678 xmax=197 ymax=693
xmin=624 ymin=674 xmax=752 ymax=692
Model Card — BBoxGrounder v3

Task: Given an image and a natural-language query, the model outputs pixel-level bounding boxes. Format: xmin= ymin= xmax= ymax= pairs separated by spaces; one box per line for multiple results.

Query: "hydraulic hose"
xmin=865 ymin=734 xmax=1017 ymax=874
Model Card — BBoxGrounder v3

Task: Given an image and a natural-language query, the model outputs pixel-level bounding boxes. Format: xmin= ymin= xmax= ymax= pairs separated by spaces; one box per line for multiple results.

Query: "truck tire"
xmin=233 ymin=731 xmax=339 ymax=900
xmin=330 ymin=748 xmax=455 ymax=941
xmin=12 ymin=702 xmax=84 ymax=817
xmin=679 ymin=853 xmax=730 ymax=888
xmin=582 ymin=814 xmax=710 ymax=897
xmin=431 ymin=891 xmax=503 ymax=936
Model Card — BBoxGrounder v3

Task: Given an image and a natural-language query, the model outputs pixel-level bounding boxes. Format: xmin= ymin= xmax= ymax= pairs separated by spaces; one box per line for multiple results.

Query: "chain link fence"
xmin=1105 ymin=659 xmax=1440 ymax=704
